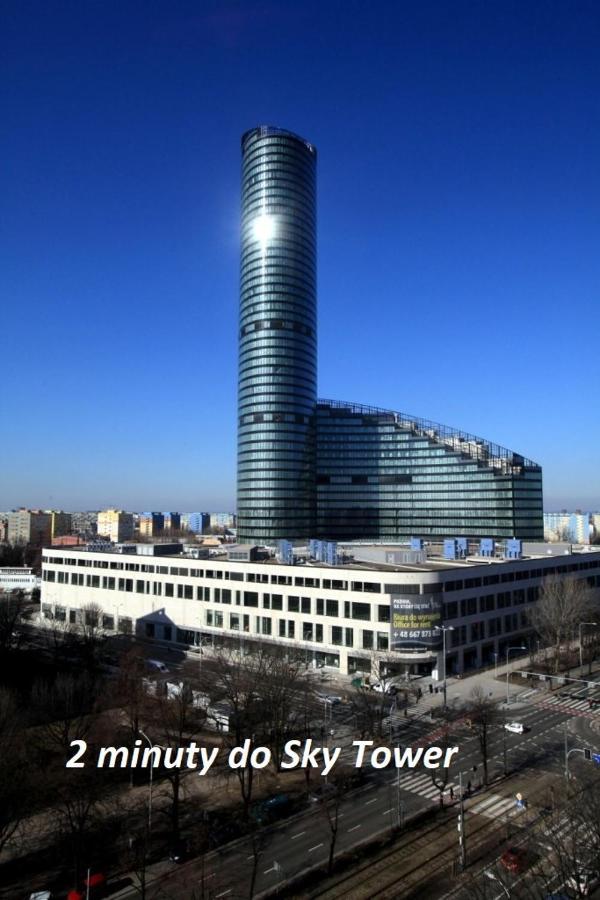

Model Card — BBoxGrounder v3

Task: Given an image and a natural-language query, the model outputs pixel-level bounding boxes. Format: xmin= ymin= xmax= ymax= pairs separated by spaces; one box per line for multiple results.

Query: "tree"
xmin=428 ymin=728 xmax=453 ymax=807
xmin=350 ymin=684 xmax=394 ymax=740
xmin=31 ymin=671 xmax=98 ymax=756
xmin=529 ymin=577 xmax=600 ymax=673
xmin=208 ymin=648 xmax=273 ymax=817
xmin=0 ymin=591 xmax=26 ymax=657
xmin=146 ymin=680 xmax=207 ymax=841
xmin=0 ymin=688 xmax=32 ymax=856
xmin=464 ymin=686 xmax=498 ymax=787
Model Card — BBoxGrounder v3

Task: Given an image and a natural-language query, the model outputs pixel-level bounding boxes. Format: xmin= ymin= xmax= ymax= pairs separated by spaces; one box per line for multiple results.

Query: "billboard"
xmin=391 ymin=594 xmax=443 ymax=650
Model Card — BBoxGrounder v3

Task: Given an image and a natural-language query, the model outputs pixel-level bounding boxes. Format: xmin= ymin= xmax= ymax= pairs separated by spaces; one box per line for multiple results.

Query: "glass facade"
xmin=237 ymin=127 xmax=317 ymax=543
xmin=315 ymin=400 xmax=543 ymax=541
xmin=236 ymin=127 xmax=544 ymax=546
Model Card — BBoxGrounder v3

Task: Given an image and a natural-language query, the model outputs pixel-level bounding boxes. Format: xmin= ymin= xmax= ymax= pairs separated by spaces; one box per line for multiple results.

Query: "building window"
xmin=351 ymin=602 xmax=370 ymax=621
xmin=377 ymin=633 xmax=389 ymax=651
xmin=326 ymin=599 xmax=338 ymax=617
xmin=362 ymin=630 xmax=373 ymax=650
xmin=378 ymin=605 xmax=390 ymax=623
xmin=332 ymin=626 xmax=343 ymax=646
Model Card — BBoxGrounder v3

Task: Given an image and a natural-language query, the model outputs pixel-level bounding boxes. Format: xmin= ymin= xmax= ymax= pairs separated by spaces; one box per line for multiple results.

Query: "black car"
xmin=168 ymin=838 xmax=189 ymax=863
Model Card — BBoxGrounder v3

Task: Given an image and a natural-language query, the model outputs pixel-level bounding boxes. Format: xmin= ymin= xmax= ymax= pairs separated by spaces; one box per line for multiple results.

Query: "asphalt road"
xmin=109 ymin=684 xmax=600 ymax=899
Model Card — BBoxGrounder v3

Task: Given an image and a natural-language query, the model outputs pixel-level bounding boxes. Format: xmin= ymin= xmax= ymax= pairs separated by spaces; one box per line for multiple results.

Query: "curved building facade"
xmin=237 ymin=127 xmax=317 ymax=543
xmin=316 ymin=400 xmax=543 ymax=541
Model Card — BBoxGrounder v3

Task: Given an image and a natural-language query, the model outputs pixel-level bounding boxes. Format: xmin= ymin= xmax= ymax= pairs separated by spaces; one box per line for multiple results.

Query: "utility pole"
xmin=457 ymin=771 xmax=466 ymax=870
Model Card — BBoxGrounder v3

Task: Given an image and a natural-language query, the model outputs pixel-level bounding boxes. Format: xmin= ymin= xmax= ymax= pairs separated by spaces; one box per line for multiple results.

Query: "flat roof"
xmin=43 ymin=543 xmax=600 ymax=576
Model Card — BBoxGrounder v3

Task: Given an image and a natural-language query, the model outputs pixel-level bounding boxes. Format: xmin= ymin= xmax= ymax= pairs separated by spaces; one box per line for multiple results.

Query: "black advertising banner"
xmin=391 ymin=595 xmax=443 ymax=650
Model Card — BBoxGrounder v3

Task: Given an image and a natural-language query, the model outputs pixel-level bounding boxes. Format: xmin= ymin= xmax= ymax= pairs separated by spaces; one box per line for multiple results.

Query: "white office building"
xmin=40 ymin=544 xmax=600 ymax=676
xmin=0 ymin=567 xmax=40 ymax=593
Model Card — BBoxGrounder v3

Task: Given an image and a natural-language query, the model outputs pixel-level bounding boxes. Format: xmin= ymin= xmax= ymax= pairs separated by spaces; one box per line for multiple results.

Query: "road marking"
xmin=206 ymin=873 xmax=215 ymax=880
xmin=246 ymin=855 xmax=254 ymax=861
xmin=291 ymin=831 xmax=306 ymax=839
xmin=382 ymin=808 xmax=393 ymax=815
xmin=215 ymin=892 xmax=231 ymax=898
xmin=264 ymin=866 xmax=276 ymax=874
xmin=348 ymin=824 xmax=361 ymax=832
xmin=365 ymin=797 xmax=378 ymax=805
xmin=308 ymin=843 xmax=324 ymax=852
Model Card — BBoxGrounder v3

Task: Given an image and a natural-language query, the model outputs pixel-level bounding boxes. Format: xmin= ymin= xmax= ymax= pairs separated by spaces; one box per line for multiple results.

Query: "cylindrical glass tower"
xmin=237 ymin=126 xmax=317 ymax=544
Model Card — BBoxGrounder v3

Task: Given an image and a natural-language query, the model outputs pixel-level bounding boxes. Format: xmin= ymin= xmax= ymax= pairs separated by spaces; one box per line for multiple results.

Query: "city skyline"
xmin=2 ymin=2 xmax=599 ymax=511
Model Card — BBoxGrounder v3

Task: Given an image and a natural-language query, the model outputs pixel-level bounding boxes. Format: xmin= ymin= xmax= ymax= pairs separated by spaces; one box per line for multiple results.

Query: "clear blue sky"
xmin=2 ymin=0 xmax=598 ymax=512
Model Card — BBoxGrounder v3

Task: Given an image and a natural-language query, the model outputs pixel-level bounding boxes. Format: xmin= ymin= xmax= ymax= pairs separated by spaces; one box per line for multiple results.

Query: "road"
xmin=106 ymin=682 xmax=600 ymax=899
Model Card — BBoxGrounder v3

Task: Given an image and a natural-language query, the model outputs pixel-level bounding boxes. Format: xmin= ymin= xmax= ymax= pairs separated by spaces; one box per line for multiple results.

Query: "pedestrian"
xmin=450 ymin=786 xmax=454 ymax=800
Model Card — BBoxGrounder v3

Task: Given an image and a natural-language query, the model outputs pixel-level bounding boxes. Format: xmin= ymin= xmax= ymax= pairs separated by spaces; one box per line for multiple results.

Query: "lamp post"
xmin=138 ymin=729 xmax=154 ymax=837
xmin=505 ymin=645 xmax=527 ymax=706
xmin=579 ymin=622 xmax=598 ymax=671
xmin=434 ymin=625 xmax=455 ymax=708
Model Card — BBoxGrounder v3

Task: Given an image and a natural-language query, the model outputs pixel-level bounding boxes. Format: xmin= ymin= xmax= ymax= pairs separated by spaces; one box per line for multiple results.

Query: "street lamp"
xmin=434 ymin=625 xmax=455 ymax=707
xmin=505 ymin=646 xmax=527 ymax=706
xmin=138 ymin=729 xmax=154 ymax=836
xmin=579 ymin=622 xmax=598 ymax=671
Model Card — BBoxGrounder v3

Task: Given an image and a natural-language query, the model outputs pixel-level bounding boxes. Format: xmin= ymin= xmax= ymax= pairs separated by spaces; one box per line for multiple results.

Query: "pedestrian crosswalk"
xmin=518 ymin=688 xmax=600 ymax=718
xmin=383 ymin=771 xmax=456 ymax=802
xmin=468 ymin=792 xmax=520 ymax=819
xmin=388 ymin=773 xmax=524 ymax=821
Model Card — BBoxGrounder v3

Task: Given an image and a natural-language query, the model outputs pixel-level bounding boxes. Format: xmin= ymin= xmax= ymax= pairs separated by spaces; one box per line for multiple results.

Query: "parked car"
xmin=371 ymin=681 xmax=398 ymax=694
xmin=146 ymin=659 xmax=169 ymax=673
xmin=67 ymin=872 xmax=107 ymax=900
xmin=316 ymin=692 xmax=342 ymax=705
xmin=504 ymin=722 xmax=525 ymax=734
xmin=251 ymin=793 xmax=292 ymax=824
xmin=309 ymin=783 xmax=338 ymax=803
xmin=500 ymin=846 xmax=527 ymax=873
xmin=168 ymin=838 xmax=189 ymax=863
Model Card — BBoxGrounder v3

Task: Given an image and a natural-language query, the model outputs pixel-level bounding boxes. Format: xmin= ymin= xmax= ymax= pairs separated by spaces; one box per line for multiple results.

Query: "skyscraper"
xmin=236 ymin=127 xmax=544 ymax=544
xmin=237 ymin=127 xmax=317 ymax=543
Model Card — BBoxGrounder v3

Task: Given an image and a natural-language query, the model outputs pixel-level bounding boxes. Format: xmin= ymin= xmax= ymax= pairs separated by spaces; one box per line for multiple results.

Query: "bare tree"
xmin=146 ymin=681 xmax=207 ymax=841
xmin=0 ymin=688 xmax=32 ymax=856
xmin=529 ymin=577 xmax=600 ymax=673
xmin=0 ymin=591 xmax=26 ymax=656
xmin=31 ymin=671 xmax=98 ymax=755
xmin=208 ymin=648 xmax=272 ymax=816
xmin=464 ymin=685 xmax=498 ymax=787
